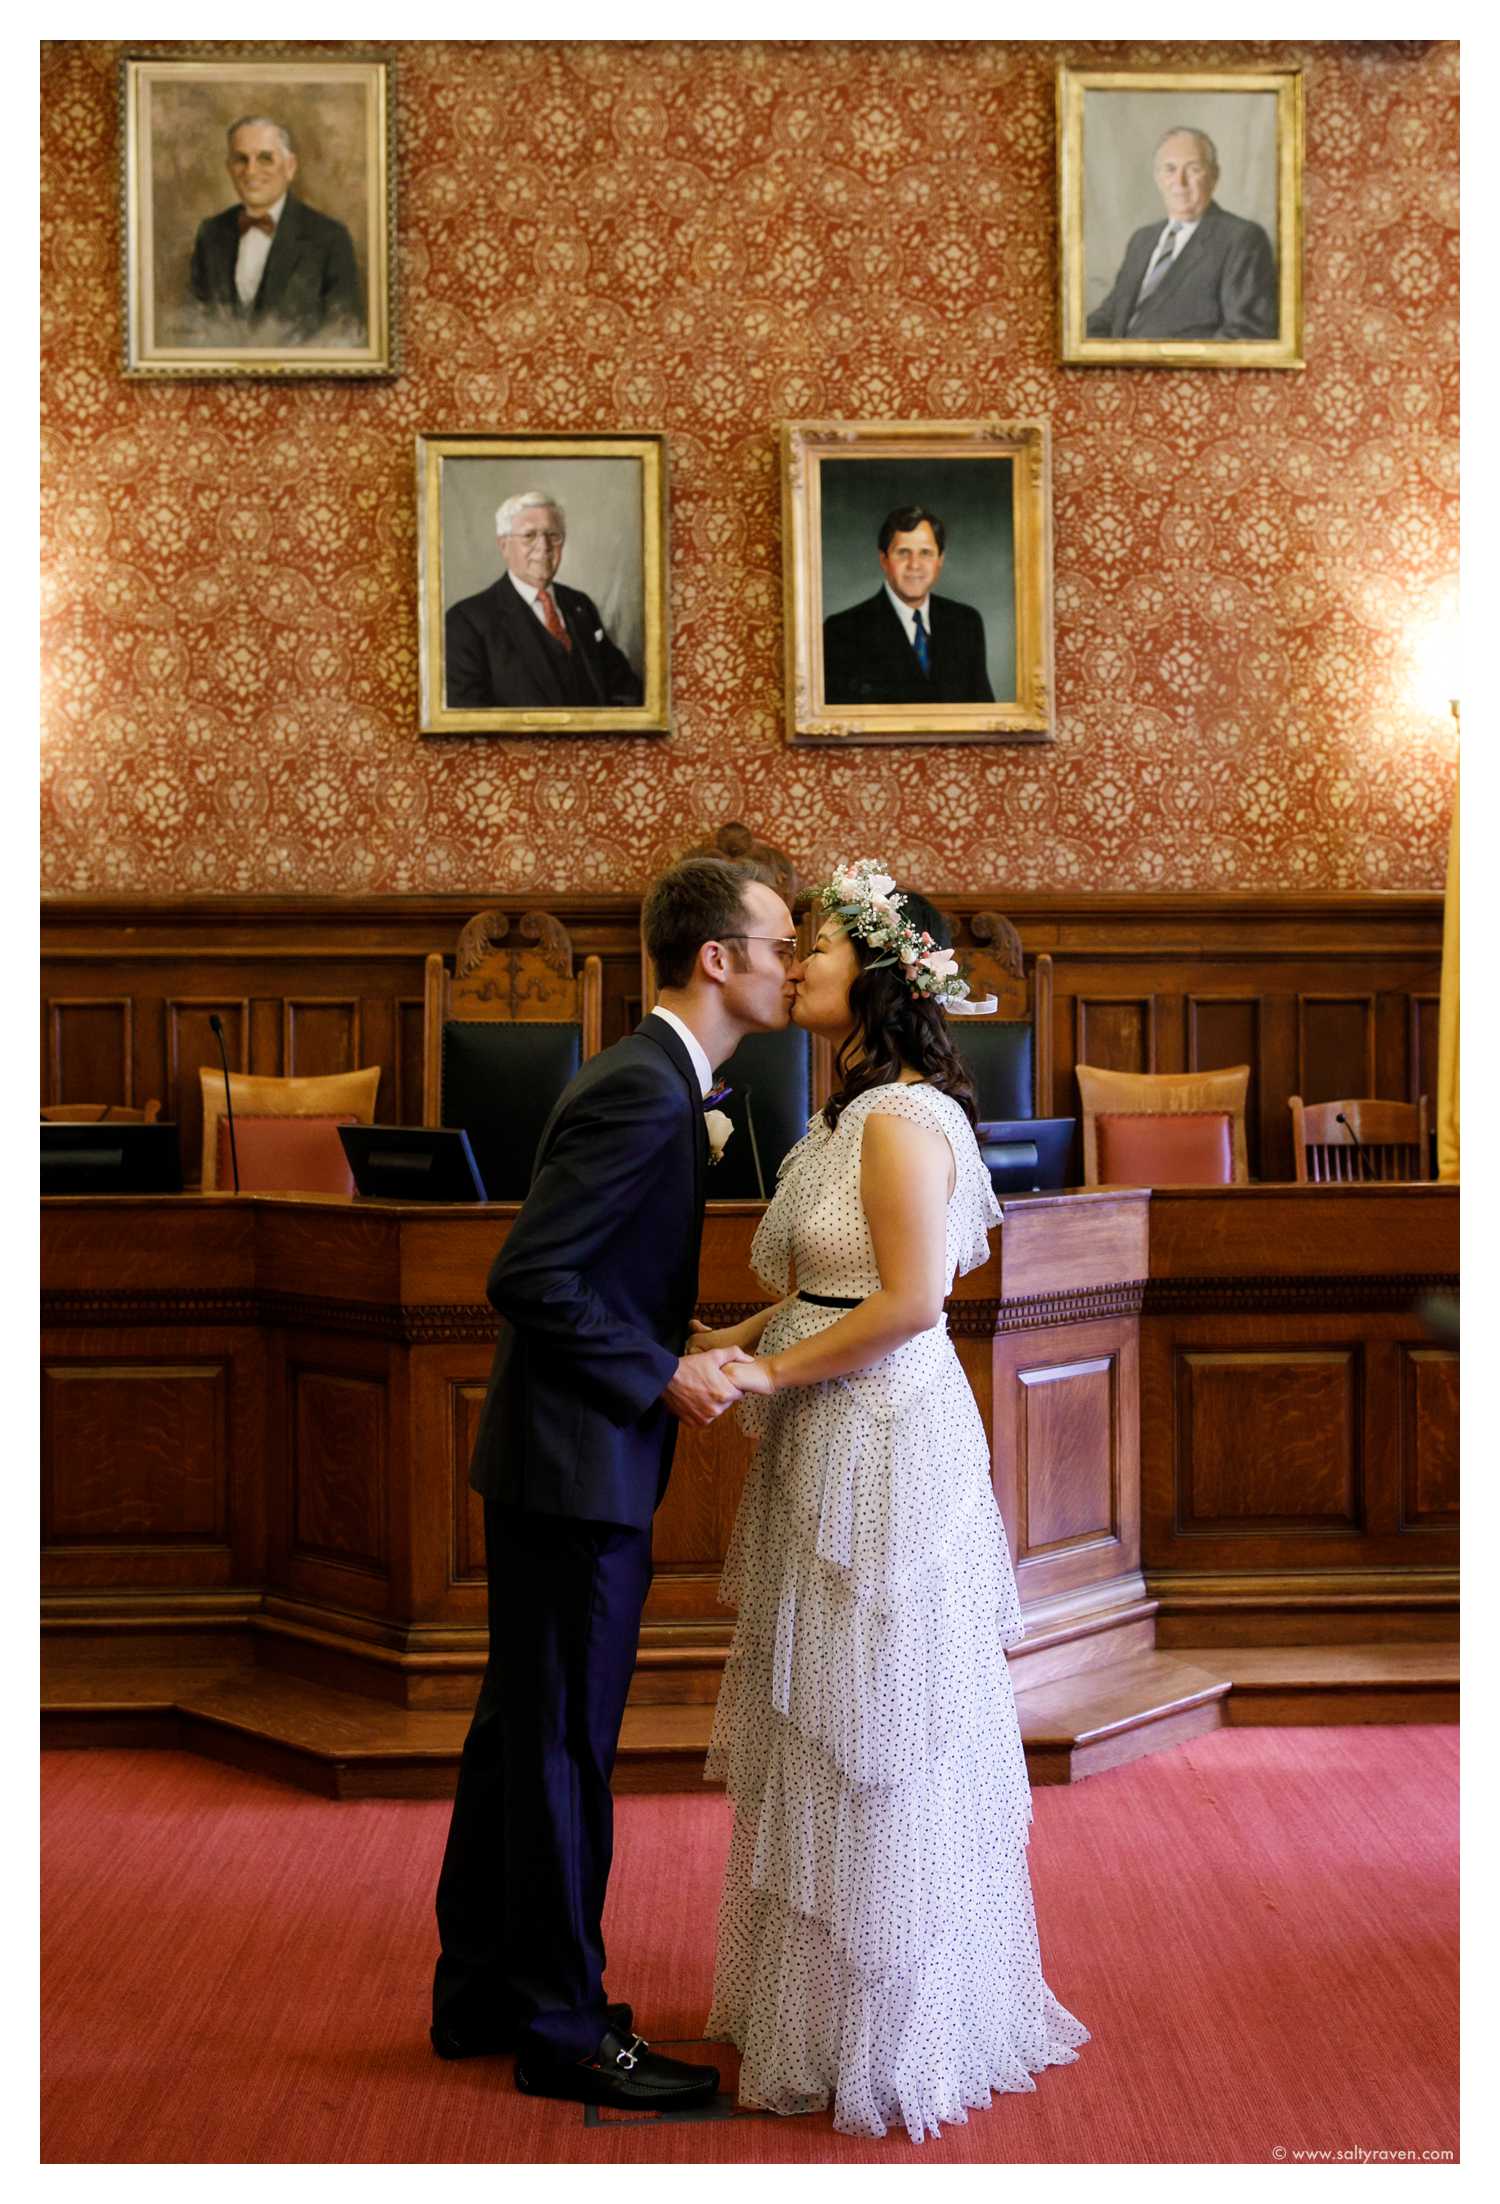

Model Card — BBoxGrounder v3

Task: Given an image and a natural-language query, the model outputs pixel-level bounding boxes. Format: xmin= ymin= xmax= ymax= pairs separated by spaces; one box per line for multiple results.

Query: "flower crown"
xmin=816 ymin=859 xmax=996 ymax=1013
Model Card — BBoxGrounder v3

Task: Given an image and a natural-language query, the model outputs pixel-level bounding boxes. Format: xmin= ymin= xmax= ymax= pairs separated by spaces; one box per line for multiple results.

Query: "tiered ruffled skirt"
xmin=706 ymin=1308 xmax=1089 ymax=2142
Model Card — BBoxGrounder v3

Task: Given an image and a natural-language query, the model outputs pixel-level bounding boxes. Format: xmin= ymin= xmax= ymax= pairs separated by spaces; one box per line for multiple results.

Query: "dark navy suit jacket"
xmin=1086 ymin=201 xmax=1277 ymax=342
xmin=444 ymin=573 xmax=644 ymax=710
xmin=188 ymin=195 xmax=364 ymax=338
xmin=822 ymin=588 xmax=994 ymax=706
xmin=467 ymin=1015 xmax=707 ymax=1530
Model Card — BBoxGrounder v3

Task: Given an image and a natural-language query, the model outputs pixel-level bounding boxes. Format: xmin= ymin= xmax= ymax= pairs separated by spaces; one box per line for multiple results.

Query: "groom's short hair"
xmin=644 ymin=857 xmax=754 ymax=989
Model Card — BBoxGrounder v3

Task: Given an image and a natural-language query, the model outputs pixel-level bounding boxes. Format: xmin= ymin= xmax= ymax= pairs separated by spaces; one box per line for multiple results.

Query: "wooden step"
xmin=1014 ymin=1652 xmax=1232 ymax=1784
xmin=41 ymin=1641 xmax=1458 ymax=1798
xmin=1215 ymin=1644 xmax=1459 ymax=1726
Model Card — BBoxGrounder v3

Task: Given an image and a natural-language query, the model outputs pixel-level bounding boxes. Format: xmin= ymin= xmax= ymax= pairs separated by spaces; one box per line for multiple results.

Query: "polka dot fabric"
xmin=705 ymin=1083 xmax=1089 ymax=2142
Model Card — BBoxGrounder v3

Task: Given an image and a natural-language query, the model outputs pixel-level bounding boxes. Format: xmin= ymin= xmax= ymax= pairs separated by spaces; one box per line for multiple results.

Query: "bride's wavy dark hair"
xmin=822 ymin=890 xmax=980 ymax=1132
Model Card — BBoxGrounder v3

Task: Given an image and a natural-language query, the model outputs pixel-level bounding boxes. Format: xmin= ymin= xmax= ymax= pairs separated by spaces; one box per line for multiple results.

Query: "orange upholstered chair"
xmin=1094 ymin=1110 xmax=1235 ymax=1187
xmin=198 ymin=1066 xmax=381 ymax=1190
xmin=1290 ymin=1095 xmax=1432 ymax=1183
xmin=215 ymin=1115 xmax=358 ymax=1195
xmin=1076 ymin=1063 xmax=1250 ymax=1186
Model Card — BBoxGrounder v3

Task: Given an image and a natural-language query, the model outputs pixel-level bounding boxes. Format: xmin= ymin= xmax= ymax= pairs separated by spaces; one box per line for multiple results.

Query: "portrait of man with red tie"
xmin=443 ymin=492 xmax=646 ymax=713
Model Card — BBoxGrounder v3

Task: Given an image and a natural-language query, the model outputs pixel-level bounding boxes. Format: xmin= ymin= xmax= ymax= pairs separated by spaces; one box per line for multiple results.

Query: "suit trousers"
xmin=432 ymin=1497 xmax=654 ymax=2061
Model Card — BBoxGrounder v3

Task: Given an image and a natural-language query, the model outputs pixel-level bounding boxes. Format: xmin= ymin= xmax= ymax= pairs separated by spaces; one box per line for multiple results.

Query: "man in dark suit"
xmin=430 ymin=857 xmax=799 ymax=2111
xmin=445 ymin=492 xmax=645 ymax=710
xmin=1086 ymin=126 xmax=1277 ymax=342
xmin=822 ymin=505 xmax=995 ymax=707
xmin=188 ymin=116 xmax=363 ymax=342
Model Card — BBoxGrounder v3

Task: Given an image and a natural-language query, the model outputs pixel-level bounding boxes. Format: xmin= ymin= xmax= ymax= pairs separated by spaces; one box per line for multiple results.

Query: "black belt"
xmin=798 ymin=1291 xmax=861 ymax=1308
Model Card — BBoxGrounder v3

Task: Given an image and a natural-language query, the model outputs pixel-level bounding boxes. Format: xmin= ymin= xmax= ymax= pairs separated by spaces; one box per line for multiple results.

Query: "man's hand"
xmin=662 ymin=1347 xmax=753 ymax=1428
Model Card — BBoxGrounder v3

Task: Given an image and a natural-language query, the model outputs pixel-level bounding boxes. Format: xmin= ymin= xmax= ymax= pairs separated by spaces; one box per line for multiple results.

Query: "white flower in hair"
xmin=817 ymin=855 xmax=987 ymax=1008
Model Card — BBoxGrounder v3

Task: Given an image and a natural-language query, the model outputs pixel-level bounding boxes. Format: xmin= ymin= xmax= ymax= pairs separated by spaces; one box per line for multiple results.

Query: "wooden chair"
xmin=1077 ymin=1062 xmax=1251 ymax=1186
xmin=423 ymin=910 xmax=602 ymax=1200
xmin=198 ymin=1066 xmax=381 ymax=1190
xmin=42 ymin=1100 xmax=162 ymax=1123
xmin=637 ymin=824 xmax=813 ymax=1199
xmin=1290 ymin=1095 xmax=1432 ymax=1183
xmin=941 ymin=911 xmax=1055 ymax=1122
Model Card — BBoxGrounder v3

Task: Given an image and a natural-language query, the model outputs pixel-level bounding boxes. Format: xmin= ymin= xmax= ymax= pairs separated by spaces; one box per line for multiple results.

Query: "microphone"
xmin=741 ymin=1086 xmax=767 ymax=1201
xmin=208 ymin=1015 xmax=240 ymax=1194
xmin=1335 ymin=1111 xmax=1362 ymax=1147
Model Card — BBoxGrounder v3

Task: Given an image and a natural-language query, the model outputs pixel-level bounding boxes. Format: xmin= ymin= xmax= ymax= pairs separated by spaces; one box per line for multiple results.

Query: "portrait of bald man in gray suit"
xmin=1087 ymin=126 xmax=1277 ymax=343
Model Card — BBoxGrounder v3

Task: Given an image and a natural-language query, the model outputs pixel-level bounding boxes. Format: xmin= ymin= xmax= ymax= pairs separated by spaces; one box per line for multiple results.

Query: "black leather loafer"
xmin=515 ymin=2024 xmax=720 ymax=2109
xmin=431 ymin=2000 xmax=634 ymax=2061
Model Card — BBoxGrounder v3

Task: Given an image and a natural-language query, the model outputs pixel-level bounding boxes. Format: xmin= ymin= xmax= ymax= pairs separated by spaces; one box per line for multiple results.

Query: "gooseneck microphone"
xmin=1335 ymin=1111 xmax=1362 ymax=1147
xmin=741 ymin=1086 xmax=767 ymax=1201
xmin=208 ymin=1014 xmax=241 ymax=1193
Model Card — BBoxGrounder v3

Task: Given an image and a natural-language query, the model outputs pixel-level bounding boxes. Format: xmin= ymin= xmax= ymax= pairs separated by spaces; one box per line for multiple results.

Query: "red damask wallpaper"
xmin=40 ymin=39 xmax=1458 ymax=897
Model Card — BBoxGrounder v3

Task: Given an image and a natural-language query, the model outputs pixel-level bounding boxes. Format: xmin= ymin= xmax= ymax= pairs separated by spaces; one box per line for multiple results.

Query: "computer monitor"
xmin=339 ymin=1125 xmax=489 ymax=1202
xmin=41 ymin=1122 xmax=184 ymax=1195
xmin=975 ymin=1117 xmax=1077 ymax=1194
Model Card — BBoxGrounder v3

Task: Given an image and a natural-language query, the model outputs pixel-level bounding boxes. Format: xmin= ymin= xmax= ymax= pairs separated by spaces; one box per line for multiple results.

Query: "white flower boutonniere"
xmin=704 ymin=1109 xmax=734 ymax=1165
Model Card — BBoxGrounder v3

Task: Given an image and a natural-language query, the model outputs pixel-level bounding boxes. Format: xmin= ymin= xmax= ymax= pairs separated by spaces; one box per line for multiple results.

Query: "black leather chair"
xmin=440 ymin=1020 xmax=584 ymax=1200
xmin=951 ymin=1020 xmax=1036 ymax=1122
xmin=706 ymin=1026 xmax=814 ymax=1200
xmin=424 ymin=910 xmax=602 ymax=1198
xmin=932 ymin=910 xmax=1053 ymax=1123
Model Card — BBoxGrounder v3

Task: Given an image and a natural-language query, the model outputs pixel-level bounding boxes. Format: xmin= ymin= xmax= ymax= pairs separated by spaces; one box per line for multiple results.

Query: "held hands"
xmin=663 ymin=1346 xmax=755 ymax=1428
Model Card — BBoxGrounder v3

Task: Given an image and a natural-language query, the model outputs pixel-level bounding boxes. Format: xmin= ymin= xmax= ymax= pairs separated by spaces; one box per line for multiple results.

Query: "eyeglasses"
xmin=508 ymin=530 xmax=565 ymax=547
xmin=719 ymin=934 xmax=800 ymax=968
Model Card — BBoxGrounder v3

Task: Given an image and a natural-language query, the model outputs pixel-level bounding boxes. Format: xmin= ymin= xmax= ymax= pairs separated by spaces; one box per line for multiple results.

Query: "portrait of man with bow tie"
xmin=121 ymin=58 xmax=394 ymax=377
xmin=187 ymin=115 xmax=365 ymax=345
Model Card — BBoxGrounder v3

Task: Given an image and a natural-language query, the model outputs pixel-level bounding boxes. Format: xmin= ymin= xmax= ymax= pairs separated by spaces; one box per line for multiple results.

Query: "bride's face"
xmin=792 ymin=919 xmax=862 ymax=1039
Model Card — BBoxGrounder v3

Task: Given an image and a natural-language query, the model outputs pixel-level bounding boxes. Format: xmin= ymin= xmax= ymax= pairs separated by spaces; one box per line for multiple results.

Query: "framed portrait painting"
xmin=1058 ymin=64 xmax=1304 ymax=369
xmin=416 ymin=433 xmax=670 ymax=738
xmin=121 ymin=56 xmax=395 ymax=378
xmin=781 ymin=420 xmax=1053 ymax=747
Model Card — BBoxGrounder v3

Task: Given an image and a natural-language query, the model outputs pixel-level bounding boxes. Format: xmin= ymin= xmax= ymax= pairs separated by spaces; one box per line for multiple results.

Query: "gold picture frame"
xmin=417 ymin=433 xmax=671 ymax=738
xmin=121 ymin=55 xmax=396 ymax=379
xmin=1058 ymin=64 xmax=1304 ymax=370
xmin=781 ymin=419 xmax=1053 ymax=747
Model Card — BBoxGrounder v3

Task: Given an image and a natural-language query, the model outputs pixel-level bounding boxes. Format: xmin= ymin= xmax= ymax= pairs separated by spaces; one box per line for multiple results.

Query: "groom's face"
xmin=721 ymin=881 xmax=799 ymax=1032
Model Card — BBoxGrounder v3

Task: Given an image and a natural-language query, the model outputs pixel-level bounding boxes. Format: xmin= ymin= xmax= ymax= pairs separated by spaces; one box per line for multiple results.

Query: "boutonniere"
xmin=703 ymin=1085 xmax=733 ymax=1165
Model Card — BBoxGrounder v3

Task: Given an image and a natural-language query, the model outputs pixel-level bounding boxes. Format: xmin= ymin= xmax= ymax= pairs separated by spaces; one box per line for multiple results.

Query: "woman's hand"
xmin=723 ymin=1350 xmax=775 ymax=1395
xmin=686 ymin=1319 xmax=743 ymax=1356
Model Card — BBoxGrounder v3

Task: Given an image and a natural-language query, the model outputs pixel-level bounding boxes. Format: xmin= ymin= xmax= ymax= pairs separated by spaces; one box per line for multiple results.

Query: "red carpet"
xmin=41 ymin=1727 xmax=1458 ymax=2163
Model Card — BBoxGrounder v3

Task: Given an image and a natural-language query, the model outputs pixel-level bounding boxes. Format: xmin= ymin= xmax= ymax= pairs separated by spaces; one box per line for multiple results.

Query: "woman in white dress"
xmin=690 ymin=860 xmax=1088 ymax=2143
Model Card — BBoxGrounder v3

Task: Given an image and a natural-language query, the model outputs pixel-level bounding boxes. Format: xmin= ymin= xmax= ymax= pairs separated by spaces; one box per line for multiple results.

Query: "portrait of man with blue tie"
xmin=1085 ymin=125 xmax=1278 ymax=343
xmin=822 ymin=506 xmax=996 ymax=709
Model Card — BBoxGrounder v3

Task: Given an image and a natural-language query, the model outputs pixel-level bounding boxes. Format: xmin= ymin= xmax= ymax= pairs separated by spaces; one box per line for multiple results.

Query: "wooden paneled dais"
xmin=290 ymin=1368 xmax=388 ymax=1578
xmin=1175 ymin=1348 xmax=1361 ymax=1532
xmin=43 ymin=1359 xmax=228 ymax=1545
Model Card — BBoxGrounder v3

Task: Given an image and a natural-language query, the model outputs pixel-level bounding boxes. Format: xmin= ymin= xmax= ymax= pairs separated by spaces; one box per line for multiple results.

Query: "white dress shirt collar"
xmin=508 ymin=573 xmax=542 ymax=606
xmin=647 ymin=1006 xmax=713 ymax=1098
xmin=883 ymin=580 xmax=930 ymax=644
